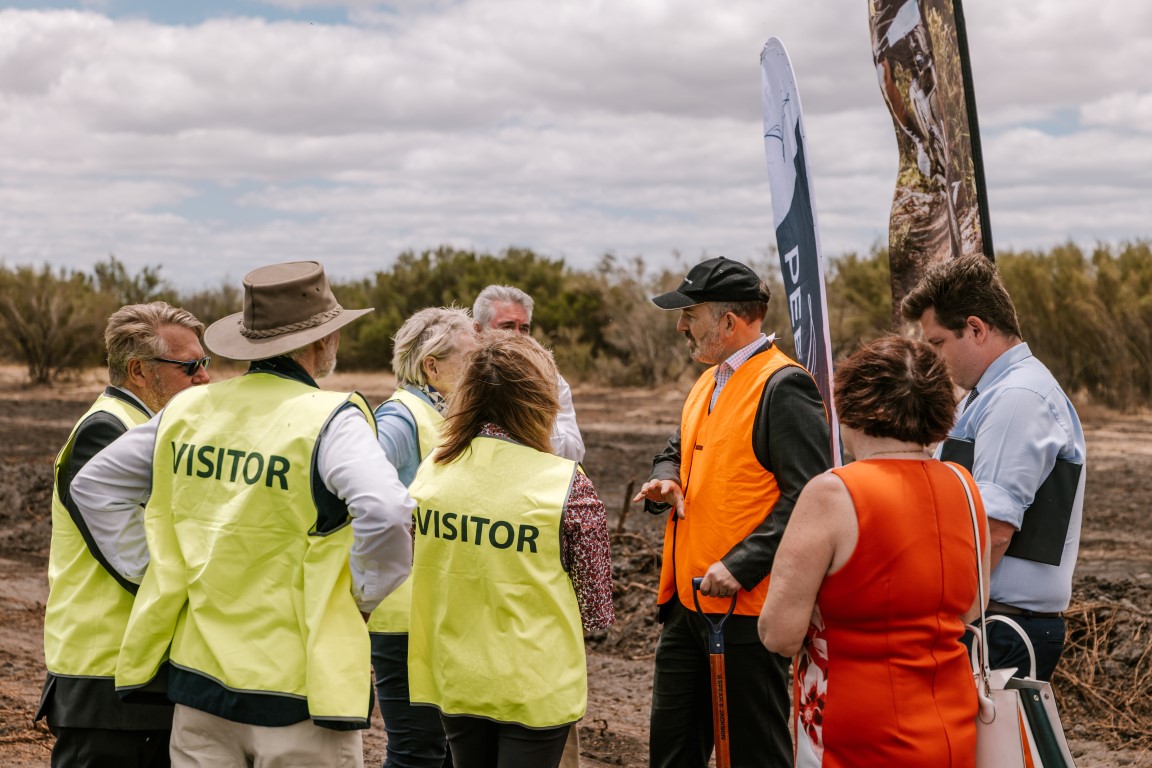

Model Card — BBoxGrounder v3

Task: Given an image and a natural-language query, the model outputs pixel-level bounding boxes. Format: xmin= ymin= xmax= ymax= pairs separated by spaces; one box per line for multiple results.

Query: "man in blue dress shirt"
xmin=902 ymin=254 xmax=1086 ymax=681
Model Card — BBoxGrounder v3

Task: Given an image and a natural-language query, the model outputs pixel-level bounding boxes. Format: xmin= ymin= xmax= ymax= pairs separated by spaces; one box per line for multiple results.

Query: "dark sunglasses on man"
xmin=151 ymin=356 xmax=211 ymax=377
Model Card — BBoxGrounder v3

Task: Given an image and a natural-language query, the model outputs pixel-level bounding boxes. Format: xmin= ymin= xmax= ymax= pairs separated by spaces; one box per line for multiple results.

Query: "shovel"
xmin=692 ymin=576 xmax=738 ymax=768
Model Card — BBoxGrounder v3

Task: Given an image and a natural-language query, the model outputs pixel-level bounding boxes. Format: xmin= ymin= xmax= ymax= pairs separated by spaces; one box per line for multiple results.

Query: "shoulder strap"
xmin=985 ymin=615 xmax=1038 ymax=679
xmin=943 ymin=461 xmax=997 ymax=724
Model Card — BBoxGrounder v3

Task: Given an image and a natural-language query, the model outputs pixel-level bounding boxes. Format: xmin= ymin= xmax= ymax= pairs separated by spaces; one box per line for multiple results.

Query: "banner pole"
xmin=952 ymin=0 xmax=994 ymax=260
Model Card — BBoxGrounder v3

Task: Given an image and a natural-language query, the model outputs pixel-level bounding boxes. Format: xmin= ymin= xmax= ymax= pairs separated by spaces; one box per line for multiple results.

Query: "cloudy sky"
xmin=1 ymin=0 xmax=1149 ymax=289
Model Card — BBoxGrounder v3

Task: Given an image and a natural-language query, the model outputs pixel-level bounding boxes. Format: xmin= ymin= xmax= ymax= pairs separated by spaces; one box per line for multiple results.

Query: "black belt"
xmin=987 ymin=599 xmax=1063 ymax=619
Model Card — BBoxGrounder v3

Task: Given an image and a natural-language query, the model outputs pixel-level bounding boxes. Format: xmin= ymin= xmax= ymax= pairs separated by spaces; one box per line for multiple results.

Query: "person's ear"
xmin=125 ymin=358 xmax=148 ymax=388
xmin=967 ymin=316 xmax=988 ymax=343
xmin=316 ymin=331 xmax=340 ymax=357
xmin=422 ymin=355 xmax=440 ymax=382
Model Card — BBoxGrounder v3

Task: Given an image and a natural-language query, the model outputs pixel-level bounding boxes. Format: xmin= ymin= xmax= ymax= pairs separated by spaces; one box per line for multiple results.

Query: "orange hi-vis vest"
xmin=658 ymin=343 xmax=798 ymax=617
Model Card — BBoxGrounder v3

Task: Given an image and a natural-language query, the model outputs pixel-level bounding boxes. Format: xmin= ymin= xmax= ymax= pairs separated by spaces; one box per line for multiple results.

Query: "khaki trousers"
xmin=559 ymin=724 xmax=581 ymax=767
xmin=170 ymin=704 xmax=364 ymax=768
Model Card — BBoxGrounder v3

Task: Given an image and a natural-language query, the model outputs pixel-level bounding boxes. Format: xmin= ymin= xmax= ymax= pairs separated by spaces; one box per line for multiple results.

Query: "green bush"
xmin=3 ymin=241 xmax=1150 ymax=407
xmin=0 ymin=264 xmax=115 ymax=384
xmin=998 ymin=242 xmax=1152 ymax=408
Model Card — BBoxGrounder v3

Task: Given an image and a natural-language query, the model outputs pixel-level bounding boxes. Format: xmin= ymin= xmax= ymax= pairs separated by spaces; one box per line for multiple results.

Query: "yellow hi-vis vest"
xmin=44 ymin=393 xmax=149 ymax=677
xmin=115 ymin=373 xmax=376 ymax=728
xmin=407 ymin=436 xmax=586 ymax=728
xmin=367 ymin=388 xmax=442 ymax=634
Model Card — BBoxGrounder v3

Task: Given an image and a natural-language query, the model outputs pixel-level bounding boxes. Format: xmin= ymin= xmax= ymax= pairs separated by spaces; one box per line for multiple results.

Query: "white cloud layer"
xmin=0 ymin=0 xmax=1149 ymax=288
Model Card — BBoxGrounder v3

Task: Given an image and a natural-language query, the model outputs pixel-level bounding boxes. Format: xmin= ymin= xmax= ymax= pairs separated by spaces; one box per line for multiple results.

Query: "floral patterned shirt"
xmin=479 ymin=423 xmax=614 ymax=632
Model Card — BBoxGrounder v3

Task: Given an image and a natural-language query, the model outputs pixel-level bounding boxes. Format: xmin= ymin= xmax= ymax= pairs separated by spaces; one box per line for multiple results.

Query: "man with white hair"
xmin=472 ymin=284 xmax=585 ymax=463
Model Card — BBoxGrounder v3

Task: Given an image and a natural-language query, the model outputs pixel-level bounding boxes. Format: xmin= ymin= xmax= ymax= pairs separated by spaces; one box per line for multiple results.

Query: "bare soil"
xmin=1 ymin=367 xmax=1149 ymax=766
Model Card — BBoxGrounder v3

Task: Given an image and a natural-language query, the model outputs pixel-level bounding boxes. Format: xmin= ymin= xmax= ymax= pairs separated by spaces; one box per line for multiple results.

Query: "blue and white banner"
xmin=760 ymin=37 xmax=840 ymax=465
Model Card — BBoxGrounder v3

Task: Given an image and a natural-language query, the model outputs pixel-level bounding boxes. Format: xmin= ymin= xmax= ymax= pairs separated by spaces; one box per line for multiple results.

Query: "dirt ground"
xmin=0 ymin=366 xmax=1149 ymax=766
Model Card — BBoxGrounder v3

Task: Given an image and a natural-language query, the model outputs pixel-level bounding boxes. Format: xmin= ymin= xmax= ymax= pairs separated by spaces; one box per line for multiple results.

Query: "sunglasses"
xmin=151 ymin=356 xmax=211 ymax=377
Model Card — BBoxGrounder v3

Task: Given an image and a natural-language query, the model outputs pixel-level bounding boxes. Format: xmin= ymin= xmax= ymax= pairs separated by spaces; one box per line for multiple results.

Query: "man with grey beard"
xmin=634 ymin=257 xmax=831 ymax=768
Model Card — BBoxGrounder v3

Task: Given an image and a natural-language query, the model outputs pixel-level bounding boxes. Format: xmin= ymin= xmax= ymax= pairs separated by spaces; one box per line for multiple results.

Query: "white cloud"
xmin=0 ymin=1 xmax=1149 ymax=289
xmin=1080 ymin=91 xmax=1152 ymax=132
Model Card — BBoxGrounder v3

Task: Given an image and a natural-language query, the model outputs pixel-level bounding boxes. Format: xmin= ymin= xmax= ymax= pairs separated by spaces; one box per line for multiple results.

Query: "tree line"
xmin=2 ymin=242 xmax=1150 ymax=409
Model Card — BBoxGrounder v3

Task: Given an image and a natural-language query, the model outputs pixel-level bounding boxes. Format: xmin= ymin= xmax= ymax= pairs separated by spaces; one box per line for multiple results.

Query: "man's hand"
xmin=633 ymin=479 xmax=685 ymax=519
xmin=698 ymin=561 xmax=740 ymax=598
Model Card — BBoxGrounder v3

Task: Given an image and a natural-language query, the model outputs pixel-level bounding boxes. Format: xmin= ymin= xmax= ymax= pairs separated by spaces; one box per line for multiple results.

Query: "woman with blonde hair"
xmin=369 ymin=306 xmax=476 ymax=768
xmin=760 ymin=334 xmax=990 ymax=767
xmin=406 ymin=333 xmax=613 ymax=768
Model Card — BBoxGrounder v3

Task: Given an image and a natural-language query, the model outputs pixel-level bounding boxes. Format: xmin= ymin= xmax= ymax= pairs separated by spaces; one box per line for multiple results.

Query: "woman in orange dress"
xmin=760 ymin=335 xmax=990 ymax=767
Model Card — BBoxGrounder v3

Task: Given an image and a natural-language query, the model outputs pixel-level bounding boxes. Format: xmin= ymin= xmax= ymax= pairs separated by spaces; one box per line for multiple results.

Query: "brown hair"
xmin=433 ymin=332 xmax=559 ymax=465
xmin=834 ymin=334 xmax=956 ymax=445
xmin=105 ymin=302 xmax=204 ymax=386
xmin=899 ymin=254 xmax=1021 ymax=338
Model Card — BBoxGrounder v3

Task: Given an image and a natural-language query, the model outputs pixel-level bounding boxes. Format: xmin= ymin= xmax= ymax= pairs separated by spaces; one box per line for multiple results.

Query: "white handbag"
xmin=944 ymin=462 xmax=1078 ymax=768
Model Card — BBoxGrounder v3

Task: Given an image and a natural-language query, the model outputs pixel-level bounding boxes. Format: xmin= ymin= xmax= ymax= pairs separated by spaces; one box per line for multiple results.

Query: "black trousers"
xmin=371 ymin=632 xmax=452 ymax=768
xmin=969 ymin=614 xmax=1067 ymax=682
xmin=440 ymin=716 xmax=570 ymax=768
xmin=649 ymin=601 xmax=791 ymax=768
xmin=49 ymin=725 xmax=171 ymax=768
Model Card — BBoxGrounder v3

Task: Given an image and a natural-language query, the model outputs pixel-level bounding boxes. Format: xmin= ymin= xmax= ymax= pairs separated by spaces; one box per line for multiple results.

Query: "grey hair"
xmin=392 ymin=306 xmax=475 ymax=387
xmin=105 ymin=302 xmax=205 ymax=386
xmin=285 ymin=329 xmax=338 ymax=364
xmin=708 ymin=281 xmax=771 ymax=325
xmin=472 ymin=285 xmax=534 ymax=329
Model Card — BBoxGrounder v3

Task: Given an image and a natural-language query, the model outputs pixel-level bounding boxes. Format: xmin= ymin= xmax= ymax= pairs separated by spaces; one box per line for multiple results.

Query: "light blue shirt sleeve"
xmin=969 ymin=385 xmax=1071 ymax=530
xmin=374 ymin=400 xmax=421 ymax=487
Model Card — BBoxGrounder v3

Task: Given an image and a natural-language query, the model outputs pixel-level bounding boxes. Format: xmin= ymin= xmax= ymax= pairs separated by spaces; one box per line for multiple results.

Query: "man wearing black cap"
xmin=634 ymin=257 xmax=831 ymax=767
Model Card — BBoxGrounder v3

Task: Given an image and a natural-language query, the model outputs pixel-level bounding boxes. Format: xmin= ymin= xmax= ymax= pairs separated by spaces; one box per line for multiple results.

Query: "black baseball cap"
xmin=651 ymin=257 xmax=767 ymax=309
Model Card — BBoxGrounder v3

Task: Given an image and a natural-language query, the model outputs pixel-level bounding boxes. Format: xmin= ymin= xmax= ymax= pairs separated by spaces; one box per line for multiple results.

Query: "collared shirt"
xmin=116 ymin=386 xmax=154 ymax=417
xmin=710 ymin=333 xmax=769 ymax=411
xmin=477 ymin=423 xmax=613 ymax=632
xmin=936 ymin=342 xmax=1086 ymax=611
xmin=72 ymin=370 xmax=415 ymax=614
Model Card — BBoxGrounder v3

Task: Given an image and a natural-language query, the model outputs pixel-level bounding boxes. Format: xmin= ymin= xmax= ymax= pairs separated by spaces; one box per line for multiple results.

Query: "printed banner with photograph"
xmin=869 ymin=0 xmax=994 ymax=322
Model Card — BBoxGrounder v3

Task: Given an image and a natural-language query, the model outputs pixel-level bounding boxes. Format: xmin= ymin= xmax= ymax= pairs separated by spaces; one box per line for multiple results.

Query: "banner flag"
xmin=869 ymin=0 xmax=994 ymax=322
xmin=760 ymin=37 xmax=841 ymax=466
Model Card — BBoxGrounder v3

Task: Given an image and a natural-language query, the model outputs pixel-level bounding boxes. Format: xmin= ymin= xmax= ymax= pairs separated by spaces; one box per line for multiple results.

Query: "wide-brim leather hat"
xmin=204 ymin=261 xmax=373 ymax=361
xmin=651 ymin=256 xmax=767 ymax=309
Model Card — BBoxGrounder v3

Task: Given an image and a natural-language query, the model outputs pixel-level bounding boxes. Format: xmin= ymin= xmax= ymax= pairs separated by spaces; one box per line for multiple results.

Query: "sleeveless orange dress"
xmin=794 ymin=459 xmax=982 ymax=768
